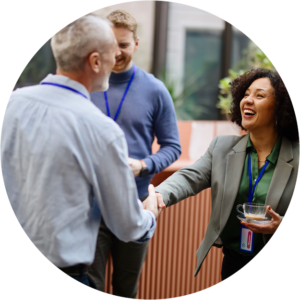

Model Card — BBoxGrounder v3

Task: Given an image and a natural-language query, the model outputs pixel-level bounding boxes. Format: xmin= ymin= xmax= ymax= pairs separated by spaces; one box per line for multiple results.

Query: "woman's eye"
xmin=257 ymin=94 xmax=263 ymax=98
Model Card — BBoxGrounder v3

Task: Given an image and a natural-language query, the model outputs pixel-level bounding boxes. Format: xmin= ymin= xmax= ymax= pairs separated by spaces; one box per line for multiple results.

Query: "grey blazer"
xmin=156 ymin=134 xmax=299 ymax=276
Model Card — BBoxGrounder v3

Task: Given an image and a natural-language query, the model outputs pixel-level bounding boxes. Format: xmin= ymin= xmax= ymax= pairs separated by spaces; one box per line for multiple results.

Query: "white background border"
xmin=1 ymin=0 xmax=299 ymax=299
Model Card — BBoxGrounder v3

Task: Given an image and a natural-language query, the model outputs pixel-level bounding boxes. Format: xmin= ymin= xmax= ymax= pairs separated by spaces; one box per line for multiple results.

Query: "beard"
xmin=112 ymin=54 xmax=133 ymax=73
xmin=92 ymin=74 xmax=110 ymax=92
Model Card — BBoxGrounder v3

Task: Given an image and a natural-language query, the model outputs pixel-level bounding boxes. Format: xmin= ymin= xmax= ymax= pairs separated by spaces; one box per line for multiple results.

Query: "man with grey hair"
xmin=1 ymin=14 xmax=162 ymax=287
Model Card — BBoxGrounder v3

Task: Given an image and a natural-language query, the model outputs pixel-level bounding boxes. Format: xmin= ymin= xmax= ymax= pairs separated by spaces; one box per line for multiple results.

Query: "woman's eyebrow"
xmin=256 ymin=88 xmax=267 ymax=92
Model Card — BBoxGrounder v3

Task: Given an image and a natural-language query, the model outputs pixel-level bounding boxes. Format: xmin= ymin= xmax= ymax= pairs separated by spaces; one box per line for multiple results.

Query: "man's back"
xmin=2 ymin=74 xmax=155 ymax=268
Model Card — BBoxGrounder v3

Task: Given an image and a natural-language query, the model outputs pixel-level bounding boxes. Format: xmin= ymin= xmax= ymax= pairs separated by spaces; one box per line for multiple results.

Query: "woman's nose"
xmin=245 ymin=95 xmax=254 ymax=104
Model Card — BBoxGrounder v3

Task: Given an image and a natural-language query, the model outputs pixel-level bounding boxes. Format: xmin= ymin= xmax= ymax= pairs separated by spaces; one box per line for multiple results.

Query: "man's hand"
xmin=143 ymin=185 xmax=164 ymax=220
xmin=241 ymin=205 xmax=282 ymax=234
xmin=128 ymin=158 xmax=143 ymax=177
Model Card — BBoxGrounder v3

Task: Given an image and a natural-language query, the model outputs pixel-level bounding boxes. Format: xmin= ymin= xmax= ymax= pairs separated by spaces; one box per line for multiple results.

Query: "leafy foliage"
xmin=15 ymin=40 xmax=56 ymax=89
xmin=159 ymin=69 xmax=207 ymax=120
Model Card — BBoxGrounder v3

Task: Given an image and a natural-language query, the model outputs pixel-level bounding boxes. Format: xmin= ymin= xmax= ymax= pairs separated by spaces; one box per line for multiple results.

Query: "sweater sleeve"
xmin=143 ymin=84 xmax=181 ymax=174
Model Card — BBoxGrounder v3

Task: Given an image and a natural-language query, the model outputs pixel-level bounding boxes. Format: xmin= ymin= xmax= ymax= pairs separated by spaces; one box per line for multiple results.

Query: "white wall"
xmin=93 ymin=1 xmax=226 ymax=82
xmin=166 ymin=2 xmax=225 ymax=93
xmin=94 ymin=1 xmax=155 ymax=73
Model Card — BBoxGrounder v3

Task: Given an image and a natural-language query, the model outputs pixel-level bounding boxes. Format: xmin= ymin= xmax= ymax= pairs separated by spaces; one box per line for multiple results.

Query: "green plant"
xmin=159 ymin=64 xmax=214 ymax=120
xmin=235 ymin=43 xmax=276 ymax=71
xmin=160 ymin=69 xmax=204 ymax=106
xmin=217 ymin=69 xmax=245 ymax=115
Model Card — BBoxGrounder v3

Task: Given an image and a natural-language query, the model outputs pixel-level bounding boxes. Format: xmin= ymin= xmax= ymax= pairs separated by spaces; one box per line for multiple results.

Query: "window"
xmin=231 ymin=26 xmax=252 ymax=69
xmin=173 ymin=25 xmax=255 ymax=120
xmin=179 ymin=30 xmax=222 ymax=120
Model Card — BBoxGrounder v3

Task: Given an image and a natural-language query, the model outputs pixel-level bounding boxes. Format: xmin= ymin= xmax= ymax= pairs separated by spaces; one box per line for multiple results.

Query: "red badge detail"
xmin=247 ymin=231 xmax=251 ymax=249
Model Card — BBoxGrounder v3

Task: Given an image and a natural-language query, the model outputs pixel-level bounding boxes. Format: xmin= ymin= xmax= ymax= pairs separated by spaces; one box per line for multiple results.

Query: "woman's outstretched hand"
xmin=241 ymin=205 xmax=282 ymax=234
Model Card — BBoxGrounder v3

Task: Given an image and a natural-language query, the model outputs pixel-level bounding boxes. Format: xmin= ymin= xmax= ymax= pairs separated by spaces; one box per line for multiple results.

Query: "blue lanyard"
xmin=248 ymin=152 xmax=269 ymax=203
xmin=41 ymin=82 xmax=88 ymax=99
xmin=104 ymin=65 xmax=136 ymax=122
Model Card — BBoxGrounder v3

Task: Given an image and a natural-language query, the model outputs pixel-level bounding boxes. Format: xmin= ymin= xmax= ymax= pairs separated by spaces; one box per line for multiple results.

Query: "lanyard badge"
xmin=239 ymin=153 xmax=269 ymax=253
xmin=104 ymin=65 xmax=136 ymax=122
xmin=240 ymin=224 xmax=254 ymax=253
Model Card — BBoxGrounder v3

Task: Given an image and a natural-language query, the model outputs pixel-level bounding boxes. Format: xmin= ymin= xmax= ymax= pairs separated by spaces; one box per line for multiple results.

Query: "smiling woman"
xmin=231 ymin=68 xmax=298 ymax=142
xmin=155 ymin=68 xmax=299 ymax=281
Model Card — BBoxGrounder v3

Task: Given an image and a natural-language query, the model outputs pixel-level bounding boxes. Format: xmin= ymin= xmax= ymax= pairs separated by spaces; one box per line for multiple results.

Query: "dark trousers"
xmin=88 ymin=219 xmax=149 ymax=298
xmin=221 ymin=247 xmax=254 ymax=280
xmin=60 ymin=265 xmax=96 ymax=287
xmin=71 ymin=273 xmax=91 ymax=286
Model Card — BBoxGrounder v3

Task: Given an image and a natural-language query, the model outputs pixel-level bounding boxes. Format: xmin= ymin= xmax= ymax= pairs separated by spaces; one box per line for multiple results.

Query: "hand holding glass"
xmin=236 ymin=203 xmax=268 ymax=221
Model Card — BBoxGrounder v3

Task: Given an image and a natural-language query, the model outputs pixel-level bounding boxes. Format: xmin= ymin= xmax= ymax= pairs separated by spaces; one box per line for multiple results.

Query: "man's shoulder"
xmin=11 ymin=84 xmax=40 ymax=98
xmin=78 ymin=104 xmax=124 ymax=143
xmin=136 ymin=66 xmax=166 ymax=91
xmin=9 ymin=84 xmax=51 ymax=108
xmin=10 ymin=85 xmax=124 ymax=145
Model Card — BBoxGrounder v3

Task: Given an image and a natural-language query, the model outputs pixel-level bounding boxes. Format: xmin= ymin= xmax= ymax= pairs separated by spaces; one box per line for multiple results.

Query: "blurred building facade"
xmin=16 ymin=1 xmax=252 ymax=121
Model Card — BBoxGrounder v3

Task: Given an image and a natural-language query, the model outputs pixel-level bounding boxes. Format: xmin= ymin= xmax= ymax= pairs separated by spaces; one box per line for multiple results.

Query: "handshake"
xmin=142 ymin=184 xmax=165 ymax=220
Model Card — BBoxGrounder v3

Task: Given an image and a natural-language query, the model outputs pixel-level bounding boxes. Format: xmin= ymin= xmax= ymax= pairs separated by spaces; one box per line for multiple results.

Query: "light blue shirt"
xmin=1 ymin=74 xmax=156 ymax=268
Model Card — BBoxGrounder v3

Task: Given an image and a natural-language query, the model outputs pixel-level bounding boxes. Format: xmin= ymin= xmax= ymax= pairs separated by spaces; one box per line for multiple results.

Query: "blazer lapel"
xmin=265 ymin=137 xmax=294 ymax=211
xmin=220 ymin=134 xmax=248 ymax=231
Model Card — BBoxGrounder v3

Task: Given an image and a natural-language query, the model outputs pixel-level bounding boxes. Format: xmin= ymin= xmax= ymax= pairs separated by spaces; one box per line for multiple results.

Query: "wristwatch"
xmin=139 ymin=160 xmax=149 ymax=177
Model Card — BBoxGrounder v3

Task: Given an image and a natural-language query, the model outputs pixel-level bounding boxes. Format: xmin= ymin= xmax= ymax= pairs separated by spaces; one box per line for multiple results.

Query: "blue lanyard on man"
xmin=41 ymin=82 xmax=88 ymax=99
xmin=104 ymin=65 xmax=136 ymax=122
xmin=239 ymin=152 xmax=269 ymax=253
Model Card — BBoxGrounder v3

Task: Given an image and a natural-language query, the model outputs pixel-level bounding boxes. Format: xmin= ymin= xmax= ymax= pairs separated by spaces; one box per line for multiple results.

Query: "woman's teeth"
xmin=244 ymin=109 xmax=256 ymax=115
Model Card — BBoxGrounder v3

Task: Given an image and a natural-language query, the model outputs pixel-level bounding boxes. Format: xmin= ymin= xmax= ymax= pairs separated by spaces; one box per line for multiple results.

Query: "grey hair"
xmin=51 ymin=14 xmax=114 ymax=72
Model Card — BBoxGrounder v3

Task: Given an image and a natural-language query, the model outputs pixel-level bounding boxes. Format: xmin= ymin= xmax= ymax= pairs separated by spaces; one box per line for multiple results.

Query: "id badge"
xmin=239 ymin=224 xmax=254 ymax=253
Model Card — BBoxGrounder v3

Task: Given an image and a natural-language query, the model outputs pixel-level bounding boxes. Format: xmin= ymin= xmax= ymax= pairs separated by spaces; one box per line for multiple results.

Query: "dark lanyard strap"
xmin=104 ymin=65 xmax=136 ymax=122
xmin=248 ymin=152 xmax=269 ymax=203
xmin=41 ymin=82 xmax=88 ymax=99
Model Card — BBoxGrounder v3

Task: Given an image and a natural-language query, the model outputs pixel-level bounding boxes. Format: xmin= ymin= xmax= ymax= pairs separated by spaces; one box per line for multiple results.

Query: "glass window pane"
xmin=179 ymin=30 xmax=222 ymax=120
xmin=231 ymin=27 xmax=251 ymax=69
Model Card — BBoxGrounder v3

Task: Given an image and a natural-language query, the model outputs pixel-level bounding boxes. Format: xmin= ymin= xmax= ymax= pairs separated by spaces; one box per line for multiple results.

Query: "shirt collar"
xmin=109 ymin=64 xmax=135 ymax=83
xmin=247 ymin=135 xmax=282 ymax=164
xmin=40 ymin=74 xmax=90 ymax=100
xmin=246 ymin=136 xmax=255 ymax=152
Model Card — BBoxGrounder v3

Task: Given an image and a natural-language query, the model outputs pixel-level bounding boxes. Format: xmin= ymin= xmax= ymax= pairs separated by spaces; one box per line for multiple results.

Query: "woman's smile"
xmin=243 ymin=108 xmax=256 ymax=118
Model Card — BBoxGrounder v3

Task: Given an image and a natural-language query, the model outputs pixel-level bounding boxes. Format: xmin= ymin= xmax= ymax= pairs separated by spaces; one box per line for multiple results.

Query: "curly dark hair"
xmin=230 ymin=68 xmax=298 ymax=141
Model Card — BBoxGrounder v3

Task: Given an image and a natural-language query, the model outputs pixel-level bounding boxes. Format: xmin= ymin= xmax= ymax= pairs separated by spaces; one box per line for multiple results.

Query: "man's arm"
xmin=90 ymin=133 xmax=158 ymax=243
xmin=130 ymin=85 xmax=181 ymax=177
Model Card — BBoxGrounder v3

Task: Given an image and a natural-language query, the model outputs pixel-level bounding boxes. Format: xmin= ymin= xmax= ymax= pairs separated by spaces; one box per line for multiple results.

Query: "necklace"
xmin=258 ymin=149 xmax=272 ymax=163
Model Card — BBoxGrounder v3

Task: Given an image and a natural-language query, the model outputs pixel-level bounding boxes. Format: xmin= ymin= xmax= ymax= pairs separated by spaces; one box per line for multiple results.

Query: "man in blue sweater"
xmin=87 ymin=10 xmax=181 ymax=297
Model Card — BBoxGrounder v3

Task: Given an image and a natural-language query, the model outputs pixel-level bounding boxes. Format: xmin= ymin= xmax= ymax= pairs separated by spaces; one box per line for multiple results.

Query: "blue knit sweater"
xmin=91 ymin=64 xmax=181 ymax=198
